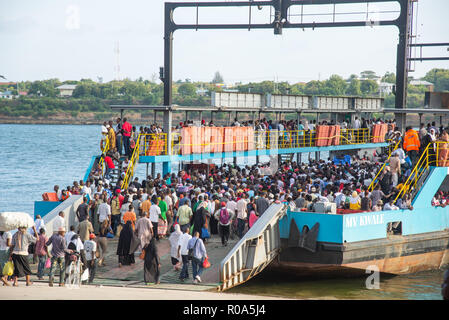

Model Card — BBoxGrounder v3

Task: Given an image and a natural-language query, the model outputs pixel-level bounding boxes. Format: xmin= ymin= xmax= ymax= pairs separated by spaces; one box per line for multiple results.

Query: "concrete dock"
xmin=0 ymin=233 xmax=288 ymax=300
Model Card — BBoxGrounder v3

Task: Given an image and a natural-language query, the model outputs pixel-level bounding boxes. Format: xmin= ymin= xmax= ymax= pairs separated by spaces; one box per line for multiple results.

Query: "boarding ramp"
xmin=394 ymin=141 xmax=449 ymax=205
xmin=42 ymin=195 xmax=83 ymax=234
xmin=218 ymin=203 xmax=287 ymax=291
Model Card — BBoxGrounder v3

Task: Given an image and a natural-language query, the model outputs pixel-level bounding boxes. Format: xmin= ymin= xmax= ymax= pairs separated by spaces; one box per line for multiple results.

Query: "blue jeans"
xmin=180 ymin=255 xmax=189 ymax=280
xmin=105 ymin=167 xmax=111 ymax=180
xmin=111 ymin=214 xmax=120 ymax=235
xmin=191 ymin=257 xmax=204 ymax=280
xmin=37 ymin=255 xmax=47 ymax=278
xmin=237 ymin=218 xmax=246 ymax=239
xmin=116 ymin=135 xmax=123 ymax=154
xmin=123 ymin=136 xmax=131 ymax=157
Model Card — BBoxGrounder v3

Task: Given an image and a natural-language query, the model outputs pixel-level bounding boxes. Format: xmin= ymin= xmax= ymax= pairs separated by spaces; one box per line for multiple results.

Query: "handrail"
xmin=121 ymin=134 xmax=142 ymax=190
xmin=368 ymin=140 xmax=401 ymax=192
xmin=169 ymin=127 xmax=386 ymax=155
xmin=394 ymin=143 xmax=432 ymax=203
xmin=98 ymin=137 xmax=110 ymax=174
xmin=219 ymin=203 xmax=286 ymax=291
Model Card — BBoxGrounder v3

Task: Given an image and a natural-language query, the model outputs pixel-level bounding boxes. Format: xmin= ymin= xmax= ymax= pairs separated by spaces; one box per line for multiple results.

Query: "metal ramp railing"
xmin=218 ymin=203 xmax=287 ymax=291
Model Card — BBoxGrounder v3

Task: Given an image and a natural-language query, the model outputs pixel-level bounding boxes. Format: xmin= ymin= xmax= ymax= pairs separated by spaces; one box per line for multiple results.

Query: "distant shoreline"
xmin=0 ymin=113 xmax=438 ymax=126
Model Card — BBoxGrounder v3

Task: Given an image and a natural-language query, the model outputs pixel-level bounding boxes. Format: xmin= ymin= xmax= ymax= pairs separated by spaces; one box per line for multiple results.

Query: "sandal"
xmin=26 ymin=282 xmax=33 ymax=286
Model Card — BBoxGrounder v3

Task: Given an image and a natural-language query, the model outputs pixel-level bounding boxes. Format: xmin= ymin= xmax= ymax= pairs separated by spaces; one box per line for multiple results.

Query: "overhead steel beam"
xmin=162 ymin=0 xmax=413 ymax=120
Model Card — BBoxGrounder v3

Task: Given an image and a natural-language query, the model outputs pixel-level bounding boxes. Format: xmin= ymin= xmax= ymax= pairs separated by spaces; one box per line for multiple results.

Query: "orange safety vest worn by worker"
xmin=403 ymin=129 xmax=420 ymax=152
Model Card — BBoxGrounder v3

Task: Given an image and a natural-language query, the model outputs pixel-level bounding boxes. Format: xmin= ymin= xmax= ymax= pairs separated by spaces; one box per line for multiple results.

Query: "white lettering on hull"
xmin=345 ymin=214 xmax=384 ymax=228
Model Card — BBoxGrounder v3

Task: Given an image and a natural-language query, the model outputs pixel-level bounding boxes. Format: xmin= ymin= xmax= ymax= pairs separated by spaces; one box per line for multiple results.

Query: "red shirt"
xmin=104 ymin=156 xmax=115 ymax=169
xmin=118 ymin=195 xmax=125 ymax=208
xmin=122 ymin=121 xmax=132 ymax=137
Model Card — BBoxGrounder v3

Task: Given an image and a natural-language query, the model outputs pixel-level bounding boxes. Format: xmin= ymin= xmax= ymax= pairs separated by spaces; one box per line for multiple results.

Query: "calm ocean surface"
xmin=0 ymin=124 xmax=445 ymax=299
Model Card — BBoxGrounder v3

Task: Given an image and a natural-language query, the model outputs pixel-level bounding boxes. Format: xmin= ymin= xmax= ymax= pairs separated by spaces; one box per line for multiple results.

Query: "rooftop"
xmin=56 ymin=84 xmax=77 ymax=90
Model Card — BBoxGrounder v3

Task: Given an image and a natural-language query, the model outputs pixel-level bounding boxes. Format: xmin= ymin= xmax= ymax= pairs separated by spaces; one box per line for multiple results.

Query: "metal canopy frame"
xmin=161 ymin=0 xmax=414 ymax=126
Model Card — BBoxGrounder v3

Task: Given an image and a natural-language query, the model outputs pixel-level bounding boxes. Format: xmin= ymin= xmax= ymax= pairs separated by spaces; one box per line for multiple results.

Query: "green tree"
xmin=346 ymin=78 xmax=362 ymax=96
xmin=360 ymin=80 xmax=379 ymax=96
xmin=360 ymin=70 xmax=378 ymax=80
xmin=178 ymin=83 xmax=196 ymax=97
xmin=304 ymin=80 xmax=325 ymax=95
xmin=422 ymin=68 xmax=449 ymax=91
xmin=324 ymin=75 xmax=347 ymax=95
xmin=382 ymin=72 xmax=396 ymax=84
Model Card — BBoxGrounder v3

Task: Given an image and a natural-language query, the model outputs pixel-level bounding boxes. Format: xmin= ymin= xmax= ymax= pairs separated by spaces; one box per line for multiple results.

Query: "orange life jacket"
xmin=403 ymin=130 xmax=420 ymax=152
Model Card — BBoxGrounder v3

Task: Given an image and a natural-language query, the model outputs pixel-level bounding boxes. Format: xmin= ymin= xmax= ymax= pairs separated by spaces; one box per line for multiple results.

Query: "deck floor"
xmin=26 ymin=232 xmax=239 ymax=291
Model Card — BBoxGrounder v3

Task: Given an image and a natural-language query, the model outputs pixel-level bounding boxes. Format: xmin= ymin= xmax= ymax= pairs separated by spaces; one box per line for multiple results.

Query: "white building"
xmin=0 ymin=91 xmax=13 ymax=99
xmin=56 ymin=84 xmax=77 ymax=97
xmin=409 ymin=80 xmax=434 ymax=91
xmin=379 ymin=82 xmax=395 ymax=96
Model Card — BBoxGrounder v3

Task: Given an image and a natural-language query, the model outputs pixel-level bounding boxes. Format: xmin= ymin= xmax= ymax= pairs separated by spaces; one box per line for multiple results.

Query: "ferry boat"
xmin=270 ymin=142 xmax=449 ymax=277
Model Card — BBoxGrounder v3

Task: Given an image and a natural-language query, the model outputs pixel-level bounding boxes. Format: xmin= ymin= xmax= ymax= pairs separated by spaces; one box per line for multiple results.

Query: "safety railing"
xmin=121 ymin=134 xmax=142 ymax=190
xmin=219 ymin=203 xmax=286 ymax=291
xmin=169 ymin=127 xmax=387 ymax=155
xmin=98 ymin=137 xmax=110 ymax=173
xmin=394 ymin=141 xmax=449 ymax=203
xmin=368 ymin=140 xmax=401 ymax=192
xmin=138 ymin=133 xmax=168 ymax=156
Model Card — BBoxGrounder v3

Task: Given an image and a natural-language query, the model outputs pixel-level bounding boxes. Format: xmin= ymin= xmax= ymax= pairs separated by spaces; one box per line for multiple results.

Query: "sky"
xmin=1 ymin=0 xmax=448 ymax=84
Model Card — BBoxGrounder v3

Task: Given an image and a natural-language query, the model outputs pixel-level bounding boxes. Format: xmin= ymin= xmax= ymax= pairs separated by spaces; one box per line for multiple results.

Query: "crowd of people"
xmin=1 ymin=115 xmax=448 ymax=287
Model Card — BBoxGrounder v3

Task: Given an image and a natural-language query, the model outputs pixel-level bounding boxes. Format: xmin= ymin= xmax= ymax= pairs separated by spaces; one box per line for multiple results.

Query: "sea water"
xmin=0 ymin=124 xmax=445 ymax=300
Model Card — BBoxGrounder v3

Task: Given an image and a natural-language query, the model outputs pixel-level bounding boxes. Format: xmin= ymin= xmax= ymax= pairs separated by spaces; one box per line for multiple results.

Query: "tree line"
xmin=0 ymin=69 xmax=448 ymax=119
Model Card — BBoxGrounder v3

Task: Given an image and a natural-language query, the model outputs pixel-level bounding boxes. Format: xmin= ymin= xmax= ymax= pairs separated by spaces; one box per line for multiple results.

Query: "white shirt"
xmin=69 ymin=237 xmax=84 ymax=252
xmin=384 ymin=203 xmax=399 ymax=211
xmin=392 ymin=148 xmax=406 ymax=164
xmin=172 ymin=193 xmax=178 ymax=206
xmin=177 ymin=233 xmax=192 ymax=256
xmin=30 ymin=218 xmax=46 ymax=236
xmin=236 ymin=199 xmax=248 ymax=220
xmin=53 ymin=215 xmax=66 ymax=232
xmin=0 ymin=232 xmax=12 ymax=251
xmin=149 ymin=204 xmax=161 ymax=223
xmin=165 ymin=195 xmax=173 ymax=209
xmin=82 ymin=185 xmax=91 ymax=197
xmin=226 ymin=200 xmax=237 ymax=215
xmin=98 ymin=202 xmax=111 ymax=223
xmin=84 ymin=240 xmax=97 ymax=261
xmin=65 ymin=231 xmax=76 ymax=244
xmin=56 ymin=189 xmax=62 ymax=200
xmin=208 ymin=201 xmax=215 ymax=216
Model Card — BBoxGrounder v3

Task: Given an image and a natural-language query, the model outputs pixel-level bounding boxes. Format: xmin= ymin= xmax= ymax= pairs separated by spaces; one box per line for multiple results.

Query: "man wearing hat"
xmin=373 ymin=200 xmax=383 ymax=212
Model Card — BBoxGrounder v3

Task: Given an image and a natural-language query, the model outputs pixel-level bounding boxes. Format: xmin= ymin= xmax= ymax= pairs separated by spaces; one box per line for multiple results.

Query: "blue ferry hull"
xmin=273 ymin=166 xmax=449 ymax=276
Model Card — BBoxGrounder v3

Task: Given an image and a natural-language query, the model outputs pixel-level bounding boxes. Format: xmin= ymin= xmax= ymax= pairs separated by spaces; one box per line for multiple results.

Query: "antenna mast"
xmin=114 ymin=41 xmax=121 ymax=81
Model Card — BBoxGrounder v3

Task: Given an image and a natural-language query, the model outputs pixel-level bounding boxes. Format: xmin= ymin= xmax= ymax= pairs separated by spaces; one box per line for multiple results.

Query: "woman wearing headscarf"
xmin=349 ymin=191 xmax=361 ymax=210
xmin=135 ymin=211 xmax=153 ymax=254
xmin=193 ymin=201 xmax=207 ymax=240
xmin=421 ymin=128 xmax=437 ymax=164
xmin=116 ymin=220 xmax=135 ymax=267
xmin=9 ymin=226 xmax=37 ymax=286
xmin=158 ymin=197 xmax=168 ymax=239
xmin=169 ymin=224 xmax=182 ymax=270
xmin=143 ymin=238 xmax=160 ymax=285
xmin=437 ymin=130 xmax=449 ymax=167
